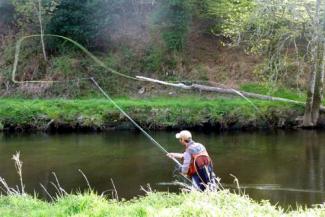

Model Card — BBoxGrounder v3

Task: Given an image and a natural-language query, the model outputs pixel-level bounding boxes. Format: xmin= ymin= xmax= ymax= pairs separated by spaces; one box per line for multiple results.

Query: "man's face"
xmin=179 ymin=138 xmax=187 ymax=146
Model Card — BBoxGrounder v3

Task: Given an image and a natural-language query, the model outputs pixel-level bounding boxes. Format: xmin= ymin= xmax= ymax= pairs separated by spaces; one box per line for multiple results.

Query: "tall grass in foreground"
xmin=0 ymin=153 xmax=325 ymax=217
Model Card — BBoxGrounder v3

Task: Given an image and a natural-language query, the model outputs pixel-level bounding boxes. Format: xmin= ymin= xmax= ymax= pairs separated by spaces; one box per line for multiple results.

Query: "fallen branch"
xmin=136 ymin=76 xmax=325 ymax=112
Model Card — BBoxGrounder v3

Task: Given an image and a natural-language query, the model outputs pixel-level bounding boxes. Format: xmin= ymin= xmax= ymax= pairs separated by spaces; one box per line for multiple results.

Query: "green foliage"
xmin=244 ymin=0 xmax=309 ymax=53
xmin=198 ymin=0 xmax=324 ymax=88
xmin=204 ymin=0 xmax=255 ymax=38
xmin=141 ymin=46 xmax=179 ymax=73
xmin=142 ymin=46 xmax=164 ymax=72
xmin=10 ymin=0 xmax=58 ymax=32
xmin=155 ymin=0 xmax=191 ymax=52
xmin=10 ymin=0 xmax=39 ymax=32
xmin=0 ymin=94 xmax=305 ymax=130
xmin=46 ymin=0 xmax=110 ymax=50
xmin=240 ymin=83 xmax=306 ymax=101
xmin=1 ymin=191 xmax=325 ymax=216
xmin=50 ymin=54 xmax=76 ymax=77
xmin=235 ymin=0 xmax=325 ymax=87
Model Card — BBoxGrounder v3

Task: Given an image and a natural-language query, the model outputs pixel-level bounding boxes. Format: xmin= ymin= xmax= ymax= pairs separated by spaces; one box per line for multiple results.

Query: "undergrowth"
xmin=1 ymin=190 xmax=325 ymax=217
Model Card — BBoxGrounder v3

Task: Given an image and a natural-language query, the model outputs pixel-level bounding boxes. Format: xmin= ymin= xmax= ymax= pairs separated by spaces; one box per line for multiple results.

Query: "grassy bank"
xmin=0 ymin=190 xmax=324 ymax=217
xmin=0 ymin=96 xmax=305 ymax=132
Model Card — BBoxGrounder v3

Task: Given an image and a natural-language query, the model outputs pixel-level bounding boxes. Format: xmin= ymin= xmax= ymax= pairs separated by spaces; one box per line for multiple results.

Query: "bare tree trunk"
xmin=303 ymin=43 xmax=318 ymax=126
xmin=37 ymin=0 xmax=47 ymax=61
xmin=311 ymin=42 xmax=325 ymax=124
xmin=303 ymin=0 xmax=322 ymax=127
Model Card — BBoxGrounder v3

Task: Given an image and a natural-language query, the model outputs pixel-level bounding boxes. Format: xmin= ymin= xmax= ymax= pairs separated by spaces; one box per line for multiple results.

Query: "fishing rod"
xmin=90 ymin=78 xmax=192 ymax=183
xmin=11 ymin=34 xmax=185 ymax=170
xmin=11 ymin=34 xmax=270 ymax=186
xmin=89 ymin=77 xmax=182 ymax=167
xmin=12 ymin=34 xmax=137 ymax=84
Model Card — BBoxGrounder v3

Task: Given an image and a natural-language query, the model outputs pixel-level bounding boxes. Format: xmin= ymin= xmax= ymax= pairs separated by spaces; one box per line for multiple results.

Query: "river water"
xmin=0 ymin=130 xmax=324 ymax=208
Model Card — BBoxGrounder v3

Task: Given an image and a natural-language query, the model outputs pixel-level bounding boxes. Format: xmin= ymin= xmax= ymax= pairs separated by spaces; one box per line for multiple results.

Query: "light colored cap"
xmin=176 ymin=130 xmax=192 ymax=140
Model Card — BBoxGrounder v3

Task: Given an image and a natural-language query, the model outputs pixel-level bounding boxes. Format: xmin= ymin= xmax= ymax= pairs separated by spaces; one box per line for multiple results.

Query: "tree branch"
xmin=136 ymin=76 xmax=325 ymax=112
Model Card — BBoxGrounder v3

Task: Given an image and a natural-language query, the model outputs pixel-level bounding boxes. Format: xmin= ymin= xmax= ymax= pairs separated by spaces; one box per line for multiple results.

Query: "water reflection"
xmin=0 ymin=130 xmax=324 ymax=207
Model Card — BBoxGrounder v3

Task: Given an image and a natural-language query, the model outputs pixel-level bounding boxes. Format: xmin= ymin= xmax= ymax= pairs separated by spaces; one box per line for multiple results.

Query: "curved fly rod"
xmin=90 ymin=78 xmax=192 ymax=183
xmin=12 ymin=34 xmax=137 ymax=83
xmin=13 ymin=34 xmax=262 ymax=114
xmin=11 ymin=34 xmax=192 ymax=182
xmin=12 ymin=34 xmax=324 ymax=193
xmin=89 ymin=78 xmax=182 ymax=166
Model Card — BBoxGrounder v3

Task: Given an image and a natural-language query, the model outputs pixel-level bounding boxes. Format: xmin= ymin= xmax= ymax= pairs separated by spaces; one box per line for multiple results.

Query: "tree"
xmin=303 ymin=0 xmax=325 ymax=127
xmin=204 ymin=0 xmax=255 ymax=42
xmin=243 ymin=0 xmax=310 ymax=86
xmin=10 ymin=0 xmax=57 ymax=32
xmin=205 ymin=0 xmax=325 ymax=126
xmin=46 ymin=0 xmax=110 ymax=50
xmin=37 ymin=0 xmax=47 ymax=61
xmin=245 ymin=0 xmax=325 ymax=127
xmin=155 ymin=0 xmax=191 ymax=52
xmin=9 ymin=0 xmax=59 ymax=60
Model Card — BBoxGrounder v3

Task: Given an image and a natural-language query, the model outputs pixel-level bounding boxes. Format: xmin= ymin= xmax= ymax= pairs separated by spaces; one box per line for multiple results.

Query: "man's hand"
xmin=167 ymin=153 xmax=183 ymax=159
xmin=167 ymin=153 xmax=175 ymax=159
xmin=173 ymin=164 xmax=182 ymax=174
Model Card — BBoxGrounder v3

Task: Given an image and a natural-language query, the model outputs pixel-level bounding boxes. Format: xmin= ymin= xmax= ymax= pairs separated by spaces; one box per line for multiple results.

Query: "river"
xmin=0 ymin=130 xmax=324 ymax=208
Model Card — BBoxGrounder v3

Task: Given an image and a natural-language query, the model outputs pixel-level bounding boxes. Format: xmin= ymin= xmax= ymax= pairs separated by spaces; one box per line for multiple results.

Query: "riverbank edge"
xmin=0 ymin=191 xmax=324 ymax=216
xmin=0 ymin=98 xmax=318 ymax=132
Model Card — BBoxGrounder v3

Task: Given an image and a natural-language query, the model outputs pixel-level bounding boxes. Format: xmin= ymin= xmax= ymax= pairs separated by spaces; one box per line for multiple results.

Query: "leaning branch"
xmin=136 ymin=76 xmax=325 ymax=112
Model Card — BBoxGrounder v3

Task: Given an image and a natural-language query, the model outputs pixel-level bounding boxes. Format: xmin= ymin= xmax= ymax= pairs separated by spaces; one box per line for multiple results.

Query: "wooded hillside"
xmin=1 ymin=0 xmax=325 ymax=126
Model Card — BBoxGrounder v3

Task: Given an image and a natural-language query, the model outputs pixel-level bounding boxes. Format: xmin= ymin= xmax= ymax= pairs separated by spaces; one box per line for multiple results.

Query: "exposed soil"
xmin=185 ymin=21 xmax=262 ymax=88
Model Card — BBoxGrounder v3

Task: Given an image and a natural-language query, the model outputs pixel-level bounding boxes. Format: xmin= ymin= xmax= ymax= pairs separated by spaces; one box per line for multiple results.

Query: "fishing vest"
xmin=187 ymin=142 xmax=211 ymax=177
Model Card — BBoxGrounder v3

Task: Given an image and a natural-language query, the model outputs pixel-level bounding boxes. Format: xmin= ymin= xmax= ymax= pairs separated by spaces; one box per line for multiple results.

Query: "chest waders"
xmin=189 ymin=151 xmax=216 ymax=191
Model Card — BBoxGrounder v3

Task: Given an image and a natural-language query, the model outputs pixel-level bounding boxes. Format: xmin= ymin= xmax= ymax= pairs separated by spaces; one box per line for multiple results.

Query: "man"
xmin=167 ymin=130 xmax=215 ymax=191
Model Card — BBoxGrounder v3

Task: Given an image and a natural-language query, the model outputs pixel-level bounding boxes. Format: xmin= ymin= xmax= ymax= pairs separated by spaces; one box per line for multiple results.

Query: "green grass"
xmin=0 ymin=191 xmax=324 ymax=217
xmin=240 ymin=83 xmax=306 ymax=101
xmin=0 ymin=96 xmax=304 ymax=130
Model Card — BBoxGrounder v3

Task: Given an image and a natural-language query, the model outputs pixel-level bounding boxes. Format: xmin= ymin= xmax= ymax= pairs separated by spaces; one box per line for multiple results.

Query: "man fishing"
xmin=167 ymin=130 xmax=215 ymax=191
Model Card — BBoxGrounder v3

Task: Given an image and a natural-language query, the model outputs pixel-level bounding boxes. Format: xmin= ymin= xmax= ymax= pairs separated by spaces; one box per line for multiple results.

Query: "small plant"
xmin=0 ymin=152 xmax=25 ymax=196
xmin=143 ymin=47 xmax=164 ymax=72
xmin=12 ymin=152 xmax=25 ymax=195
